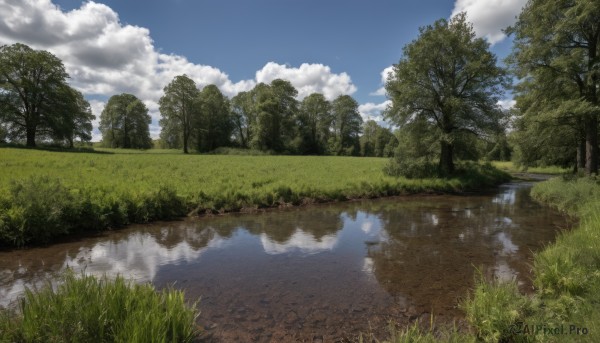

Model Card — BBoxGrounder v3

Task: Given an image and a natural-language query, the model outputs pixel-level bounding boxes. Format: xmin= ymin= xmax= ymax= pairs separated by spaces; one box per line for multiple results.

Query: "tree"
xmin=330 ymin=95 xmax=363 ymax=156
xmin=297 ymin=93 xmax=332 ymax=154
xmin=248 ymin=80 xmax=299 ymax=153
xmin=99 ymin=93 xmax=152 ymax=149
xmin=0 ymin=43 xmax=92 ymax=147
xmin=360 ymin=120 xmax=397 ymax=157
xmin=385 ymin=14 xmax=507 ymax=174
xmin=509 ymin=0 xmax=600 ymax=174
xmin=195 ymin=85 xmax=233 ymax=152
xmin=51 ymin=86 xmax=94 ymax=148
xmin=159 ymin=75 xmax=200 ymax=153
xmin=230 ymin=91 xmax=255 ymax=148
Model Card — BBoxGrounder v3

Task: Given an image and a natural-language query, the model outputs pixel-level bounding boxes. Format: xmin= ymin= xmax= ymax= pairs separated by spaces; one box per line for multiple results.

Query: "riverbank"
xmin=0 ymin=148 xmax=510 ymax=248
xmin=455 ymin=176 xmax=599 ymax=343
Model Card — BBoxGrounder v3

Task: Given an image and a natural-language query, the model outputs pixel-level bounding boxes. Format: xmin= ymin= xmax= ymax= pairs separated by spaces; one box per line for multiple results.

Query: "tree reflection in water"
xmin=0 ymin=183 xmax=572 ymax=341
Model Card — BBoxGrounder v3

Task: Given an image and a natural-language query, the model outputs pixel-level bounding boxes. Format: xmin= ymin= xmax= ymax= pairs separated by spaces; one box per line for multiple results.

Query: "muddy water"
xmin=0 ymin=182 xmax=572 ymax=342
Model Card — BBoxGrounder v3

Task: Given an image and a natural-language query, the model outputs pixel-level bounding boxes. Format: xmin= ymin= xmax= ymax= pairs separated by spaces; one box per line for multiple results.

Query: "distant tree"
xmin=330 ymin=95 xmax=363 ymax=156
xmin=360 ymin=120 xmax=397 ymax=157
xmin=509 ymin=0 xmax=600 ymax=174
xmin=230 ymin=91 xmax=255 ymax=148
xmin=385 ymin=14 xmax=507 ymax=174
xmin=195 ymin=85 xmax=233 ymax=152
xmin=51 ymin=86 xmax=94 ymax=148
xmin=249 ymin=80 xmax=299 ymax=153
xmin=0 ymin=43 xmax=93 ymax=147
xmin=159 ymin=75 xmax=200 ymax=154
xmin=99 ymin=93 xmax=152 ymax=149
xmin=297 ymin=93 xmax=332 ymax=154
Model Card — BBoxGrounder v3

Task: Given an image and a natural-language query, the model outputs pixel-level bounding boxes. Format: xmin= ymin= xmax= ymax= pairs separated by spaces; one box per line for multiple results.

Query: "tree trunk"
xmin=439 ymin=140 xmax=454 ymax=175
xmin=183 ymin=128 xmax=189 ymax=154
xmin=26 ymin=126 xmax=36 ymax=147
xmin=577 ymin=138 xmax=586 ymax=173
xmin=585 ymin=116 xmax=598 ymax=175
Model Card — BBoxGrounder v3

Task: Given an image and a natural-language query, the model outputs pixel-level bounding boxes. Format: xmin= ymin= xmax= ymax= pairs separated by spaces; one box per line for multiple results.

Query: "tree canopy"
xmin=99 ymin=93 xmax=152 ymax=149
xmin=159 ymin=75 xmax=200 ymax=154
xmin=0 ymin=43 xmax=93 ymax=147
xmin=509 ymin=0 xmax=600 ymax=174
xmin=385 ymin=13 xmax=507 ymax=174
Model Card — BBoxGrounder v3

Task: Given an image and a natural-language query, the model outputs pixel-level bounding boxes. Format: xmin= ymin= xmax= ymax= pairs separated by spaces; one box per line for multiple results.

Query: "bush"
xmin=0 ymin=176 xmax=187 ymax=247
xmin=0 ymin=272 xmax=199 ymax=343
xmin=384 ymin=157 xmax=440 ymax=178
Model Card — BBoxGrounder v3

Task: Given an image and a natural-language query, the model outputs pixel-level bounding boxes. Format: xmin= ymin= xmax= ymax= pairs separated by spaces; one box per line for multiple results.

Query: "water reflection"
xmin=0 ymin=183 xmax=572 ymax=341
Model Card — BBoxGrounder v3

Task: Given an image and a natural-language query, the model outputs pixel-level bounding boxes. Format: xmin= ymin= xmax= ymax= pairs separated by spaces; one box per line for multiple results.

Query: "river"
xmin=0 ymin=182 xmax=572 ymax=341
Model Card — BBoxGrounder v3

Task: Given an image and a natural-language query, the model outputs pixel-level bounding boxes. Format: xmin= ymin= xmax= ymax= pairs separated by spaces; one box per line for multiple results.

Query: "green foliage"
xmin=195 ymin=85 xmax=233 ymax=152
xmin=0 ymin=43 xmax=94 ymax=148
xmin=385 ymin=13 xmax=507 ymax=174
xmin=159 ymin=75 xmax=201 ymax=154
xmin=99 ymin=93 xmax=153 ymax=149
xmin=509 ymin=0 xmax=600 ymax=175
xmin=330 ymin=95 xmax=363 ymax=156
xmin=0 ymin=272 xmax=199 ymax=343
xmin=0 ymin=148 xmax=509 ymax=247
xmin=0 ymin=172 xmax=186 ymax=247
xmin=359 ymin=120 xmax=398 ymax=157
xmin=462 ymin=274 xmax=532 ymax=343
xmin=297 ymin=93 xmax=333 ymax=154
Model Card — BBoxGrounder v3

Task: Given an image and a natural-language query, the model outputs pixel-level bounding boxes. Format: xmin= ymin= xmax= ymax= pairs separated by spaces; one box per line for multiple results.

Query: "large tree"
xmin=195 ymin=85 xmax=233 ymax=152
xmin=385 ymin=14 xmax=507 ymax=174
xmin=159 ymin=75 xmax=200 ymax=154
xmin=509 ymin=0 xmax=600 ymax=174
xmin=330 ymin=95 xmax=363 ymax=156
xmin=0 ymin=43 xmax=93 ymax=147
xmin=99 ymin=93 xmax=152 ymax=149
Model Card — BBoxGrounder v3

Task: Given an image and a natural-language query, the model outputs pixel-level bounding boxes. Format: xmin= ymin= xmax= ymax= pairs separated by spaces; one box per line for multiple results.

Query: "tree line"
xmin=156 ymin=74 xmax=397 ymax=156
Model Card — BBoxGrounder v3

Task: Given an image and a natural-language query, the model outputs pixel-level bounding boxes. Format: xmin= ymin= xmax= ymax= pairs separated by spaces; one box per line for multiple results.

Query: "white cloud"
xmin=358 ymin=100 xmax=391 ymax=123
xmin=370 ymin=66 xmax=394 ymax=96
xmin=255 ymin=62 xmax=356 ymax=101
xmin=260 ymin=229 xmax=339 ymax=255
xmin=0 ymin=0 xmax=357 ymax=139
xmin=451 ymin=0 xmax=527 ymax=45
xmin=497 ymin=99 xmax=516 ymax=110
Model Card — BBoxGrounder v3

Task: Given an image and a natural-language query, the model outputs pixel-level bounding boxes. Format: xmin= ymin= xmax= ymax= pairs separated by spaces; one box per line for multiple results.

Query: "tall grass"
xmin=0 ymin=148 xmax=509 ymax=247
xmin=461 ymin=176 xmax=600 ymax=343
xmin=0 ymin=272 xmax=199 ymax=342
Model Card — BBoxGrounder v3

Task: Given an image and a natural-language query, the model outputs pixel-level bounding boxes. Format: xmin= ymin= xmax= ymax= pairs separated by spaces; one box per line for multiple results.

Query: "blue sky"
xmin=0 ymin=0 xmax=526 ymax=139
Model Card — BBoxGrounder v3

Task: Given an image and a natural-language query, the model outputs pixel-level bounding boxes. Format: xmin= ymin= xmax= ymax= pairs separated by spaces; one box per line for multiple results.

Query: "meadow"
xmin=0 ymin=147 xmax=509 ymax=247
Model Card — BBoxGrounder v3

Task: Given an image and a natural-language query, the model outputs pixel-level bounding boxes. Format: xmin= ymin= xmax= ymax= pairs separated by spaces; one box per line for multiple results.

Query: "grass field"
xmin=0 ymin=147 xmax=509 ymax=247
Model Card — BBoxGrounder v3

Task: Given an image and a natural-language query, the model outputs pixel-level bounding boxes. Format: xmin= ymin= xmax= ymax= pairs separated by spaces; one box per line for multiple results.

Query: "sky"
xmin=0 ymin=0 xmax=526 ymax=141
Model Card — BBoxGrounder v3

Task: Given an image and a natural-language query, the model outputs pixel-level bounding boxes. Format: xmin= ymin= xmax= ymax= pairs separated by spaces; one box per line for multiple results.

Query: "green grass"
xmin=491 ymin=161 xmax=569 ymax=175
xmin=0 ymin=147 xmax=509 ymax=247
xmin=460 ymin=176 xmax=600 ymax=343
xmin=0 ymin=272 xmax=199 ymax=343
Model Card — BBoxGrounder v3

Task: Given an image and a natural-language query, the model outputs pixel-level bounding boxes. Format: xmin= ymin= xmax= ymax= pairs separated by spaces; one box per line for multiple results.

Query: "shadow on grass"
xmin=0 ymin=143 xmax=113 ymax=154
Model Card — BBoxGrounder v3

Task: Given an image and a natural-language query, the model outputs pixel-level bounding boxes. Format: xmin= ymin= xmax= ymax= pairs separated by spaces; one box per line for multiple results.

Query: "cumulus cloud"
xmin=370 ymin=66 xmax=394 ymax=96
xmin=256 ymin=62 xmax=356 ymax=101
xmin=358 ymin=100 xmax=391 ymax=123
xmin=497 ymin=99 xmax=516 ymax=110
xmin=0 ymin=0 xmax=357 ymax=138
xmin=451 ymin=0 xmax=527 ymax=45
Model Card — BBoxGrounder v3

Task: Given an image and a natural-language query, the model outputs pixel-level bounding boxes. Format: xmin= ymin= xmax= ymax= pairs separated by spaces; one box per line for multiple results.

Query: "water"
xmin=0 ymin=182 xmax=572 ymax=341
